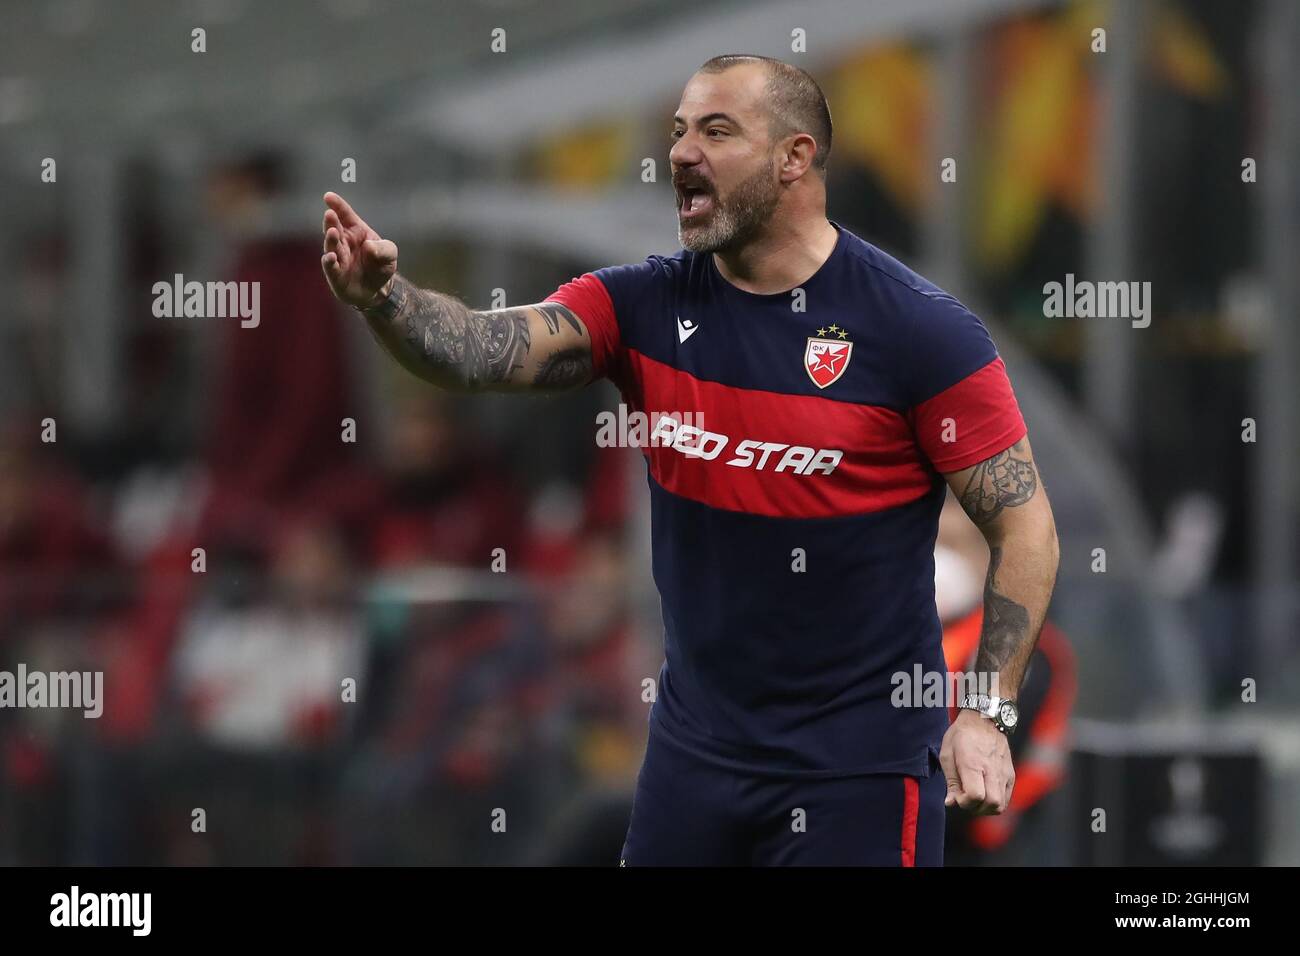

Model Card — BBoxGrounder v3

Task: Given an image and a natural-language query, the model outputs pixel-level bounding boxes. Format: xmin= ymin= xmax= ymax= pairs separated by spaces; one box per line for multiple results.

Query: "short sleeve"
xmin=546 ymin=258 xmax=669 ymax=389
xmin=904 ymin=294 xmax=1027 ymax=473
xmin=544 ymin=272 xmax=620 ymax=382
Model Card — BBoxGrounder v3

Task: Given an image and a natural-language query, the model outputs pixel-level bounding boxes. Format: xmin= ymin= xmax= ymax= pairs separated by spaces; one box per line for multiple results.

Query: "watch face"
xmin=998 ymin=701 xmax=1019 ymax=728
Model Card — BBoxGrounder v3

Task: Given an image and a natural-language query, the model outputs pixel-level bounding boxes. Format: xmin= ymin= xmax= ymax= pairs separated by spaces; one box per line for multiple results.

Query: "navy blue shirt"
xmin=548 ymin=222 xmax=1026 ymax=777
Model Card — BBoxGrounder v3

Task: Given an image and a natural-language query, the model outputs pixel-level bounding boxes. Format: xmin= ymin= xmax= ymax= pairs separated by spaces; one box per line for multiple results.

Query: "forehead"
xmin=675 ymin=64 xmax=768 ymax=125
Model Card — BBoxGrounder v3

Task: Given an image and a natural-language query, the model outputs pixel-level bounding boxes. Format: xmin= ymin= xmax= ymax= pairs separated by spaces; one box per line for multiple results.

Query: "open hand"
xmin=320 ymin=191 xmax=399 ymax=309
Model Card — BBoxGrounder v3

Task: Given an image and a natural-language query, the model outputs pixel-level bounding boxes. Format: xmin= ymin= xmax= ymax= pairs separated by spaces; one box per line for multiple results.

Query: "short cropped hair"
xmin=697 ymin=54 xmax=833 ymax=174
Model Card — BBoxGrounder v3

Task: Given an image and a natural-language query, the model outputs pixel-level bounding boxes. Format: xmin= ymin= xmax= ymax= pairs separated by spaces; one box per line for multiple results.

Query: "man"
xmin=320 ymin=54 xmax=1060 ymax=866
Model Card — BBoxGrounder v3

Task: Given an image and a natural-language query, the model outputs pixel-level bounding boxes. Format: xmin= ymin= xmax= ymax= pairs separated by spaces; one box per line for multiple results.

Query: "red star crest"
xmin=805 ymin=329 xmax=852 ymax=389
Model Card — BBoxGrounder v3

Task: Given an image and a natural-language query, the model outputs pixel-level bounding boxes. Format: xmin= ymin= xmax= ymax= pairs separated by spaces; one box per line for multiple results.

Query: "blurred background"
xmin=0 ymin=0 xmax=1296 ymax=865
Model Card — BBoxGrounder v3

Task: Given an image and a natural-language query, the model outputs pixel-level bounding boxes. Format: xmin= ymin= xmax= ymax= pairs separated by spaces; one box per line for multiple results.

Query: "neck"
xmin=712 ymin=213 xmax=838 ymax=295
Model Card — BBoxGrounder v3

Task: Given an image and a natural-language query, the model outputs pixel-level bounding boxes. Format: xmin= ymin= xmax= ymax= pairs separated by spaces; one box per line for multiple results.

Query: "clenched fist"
xmin=940 ymin=708 xmax=1015 ymax=815
xmin=320 ymin=191 xmax=400 ymax=309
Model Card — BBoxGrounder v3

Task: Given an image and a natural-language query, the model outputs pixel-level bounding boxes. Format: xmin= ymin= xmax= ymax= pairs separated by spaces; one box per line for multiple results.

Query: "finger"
xmin=956 ymin=765 xmax=986 ymax=810
xmin=982 ymin=772 xmax=1006 ymax=814
xmin=939 ymin=744 xmax=962 ymax=807
xmin=361 ymin=238 xmax=398 ymax=266
xmin=324 ymin=227 xmax=342 ymax=267
xmin=324 ymin=191 xmax=364 ymax=230
xmin=326 ymin=227 xmax=352 ymax=271
xmin=323 ymin=207 xmax=342 ymax=237
xmin=321 ymin=252 xmax=343 ymax=284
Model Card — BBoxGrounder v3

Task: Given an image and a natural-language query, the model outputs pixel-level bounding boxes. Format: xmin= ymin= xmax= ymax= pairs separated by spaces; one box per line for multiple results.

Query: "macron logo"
xmin=677 ymin=316 xmax=700 ymax=343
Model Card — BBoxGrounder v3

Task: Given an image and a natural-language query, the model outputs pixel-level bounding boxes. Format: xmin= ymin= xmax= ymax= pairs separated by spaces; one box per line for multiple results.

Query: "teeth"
xmin=679 ymin=188 xmax=709 ymax=215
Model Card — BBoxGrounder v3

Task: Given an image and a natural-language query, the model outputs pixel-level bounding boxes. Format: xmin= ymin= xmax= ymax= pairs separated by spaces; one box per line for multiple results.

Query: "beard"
xmin=677 ymin=159 xmax=782 ymax=254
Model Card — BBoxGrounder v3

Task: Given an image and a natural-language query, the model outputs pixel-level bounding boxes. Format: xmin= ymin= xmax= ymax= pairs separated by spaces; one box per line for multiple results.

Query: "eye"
xmin=670 ymin=128 xmax=684 ymax=140
xmin=707 ymin=128 xmax=727 ymax=138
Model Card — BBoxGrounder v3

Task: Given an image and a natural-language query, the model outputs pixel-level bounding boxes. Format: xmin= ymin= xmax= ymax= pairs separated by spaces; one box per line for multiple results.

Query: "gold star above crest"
xmin=836 ymin=328 xmax=848 ymax=339
xmin=828 ymin=324 xmax=841 ymax=333
xmin=816 ymin=327 xmax=828 ymax=336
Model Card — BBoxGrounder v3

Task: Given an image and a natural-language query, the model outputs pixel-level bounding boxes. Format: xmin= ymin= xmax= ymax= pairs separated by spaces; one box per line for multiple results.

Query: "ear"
xmin=779 ymin=132 xmax=819 ymax=182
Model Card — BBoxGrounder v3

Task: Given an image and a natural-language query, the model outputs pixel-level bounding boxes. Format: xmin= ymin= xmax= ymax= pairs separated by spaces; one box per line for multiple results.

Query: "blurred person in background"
xmin=351 ymin=389 xmax=525 ymax=570
xmin=521 ymin=529 xmax=649 ymax=865
xmin=935 ymin=493 xmax=1076 ymax=866
xmin=534 ymin=532 xmax=641 ymax=772
xmin=171 ymin=516 xmax=364 ymax=752
xmin=0 ymin=416 xmax=119 ymax=864
xmin=0 ymin=416 xmax=117 ymax=640
xmin=322 ymin=390 xmax=551 ymax=864
xmin=201 ymin=150 xmax=359 ymax=535
xmin=94 ymin=150 xmax=365 ymax=746
xmin=336 ymin=591 xmax=555 ymax=865
xmin=162 ymin=515 xmax=365 ymax=865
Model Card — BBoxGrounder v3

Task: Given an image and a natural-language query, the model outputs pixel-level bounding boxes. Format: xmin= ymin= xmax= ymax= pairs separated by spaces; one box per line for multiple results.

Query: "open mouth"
xmin=677 ymin=185 xmax=714 ymax=221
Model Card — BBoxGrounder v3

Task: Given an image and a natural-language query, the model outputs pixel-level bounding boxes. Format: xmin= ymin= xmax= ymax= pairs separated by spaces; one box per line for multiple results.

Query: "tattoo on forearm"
xmin=974 ymin=546 xmax=1032 ymax=685
xmin=361 ymin=276 xmax=592 ymax=390
xmin=364 ymin=275 xmax=537 ymax=388
xmin=958 ymin=439 xmax=1038 ymax=526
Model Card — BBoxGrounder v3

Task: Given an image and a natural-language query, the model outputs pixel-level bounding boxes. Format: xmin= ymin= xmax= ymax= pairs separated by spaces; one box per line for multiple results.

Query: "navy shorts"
xmin=620 ymin=727 xmax=946 ymax=866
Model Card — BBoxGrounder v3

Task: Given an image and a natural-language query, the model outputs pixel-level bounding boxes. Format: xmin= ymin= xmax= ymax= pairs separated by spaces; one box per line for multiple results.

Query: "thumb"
xmin=361 ymin=238 xmax=398 ymax=266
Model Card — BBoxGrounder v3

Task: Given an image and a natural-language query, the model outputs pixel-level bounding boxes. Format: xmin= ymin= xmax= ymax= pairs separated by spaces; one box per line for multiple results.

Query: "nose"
xmin=669 ymin=129 xmax=703 ymax=171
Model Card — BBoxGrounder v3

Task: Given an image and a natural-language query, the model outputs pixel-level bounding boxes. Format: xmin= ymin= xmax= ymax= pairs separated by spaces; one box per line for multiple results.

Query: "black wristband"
xmin=359 ymin=277 xmax=403 ymax=321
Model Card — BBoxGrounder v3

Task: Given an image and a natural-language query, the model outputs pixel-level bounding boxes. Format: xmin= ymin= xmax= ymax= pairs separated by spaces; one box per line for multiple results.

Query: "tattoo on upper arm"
xmin=974 ymin=546 xmax=1031 ymax=678
xmin=530 ymin=303 xmax=590 ymax=389
xmin=534 ymin=347 xmax=592 ymax=390
xmin=958 ymin=439 xmax=1038 ymax=526
xmin=536 ymin=303 xmax=584 ymax=337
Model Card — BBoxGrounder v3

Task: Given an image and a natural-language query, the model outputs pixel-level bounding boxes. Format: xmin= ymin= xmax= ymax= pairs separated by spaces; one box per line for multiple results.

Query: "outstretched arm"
xmin=321 ymin=192 xmax=594 ymax=393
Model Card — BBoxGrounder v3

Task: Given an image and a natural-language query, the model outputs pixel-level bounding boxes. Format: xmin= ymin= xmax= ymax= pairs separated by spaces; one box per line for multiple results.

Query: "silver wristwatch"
xmin=958 ymin=693 xmax=1019 ymax=736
